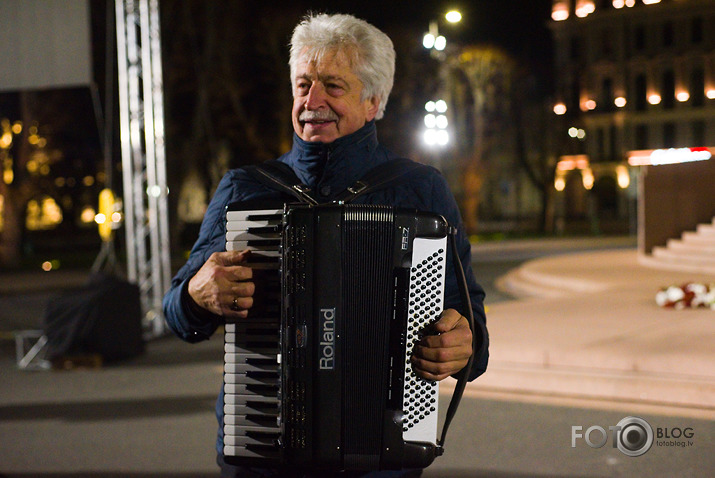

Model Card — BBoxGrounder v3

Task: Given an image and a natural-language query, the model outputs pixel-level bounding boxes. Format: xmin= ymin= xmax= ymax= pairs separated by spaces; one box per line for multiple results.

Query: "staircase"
xmin=640 ymin=217 xmax=715 ymax=275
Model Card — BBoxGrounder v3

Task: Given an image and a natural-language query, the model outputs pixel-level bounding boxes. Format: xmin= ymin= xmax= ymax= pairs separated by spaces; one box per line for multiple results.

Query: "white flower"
xmin=665 ymin=286 xmax=685 ymax=303
xmin=655 ymin=290 xmax=669 ymax=307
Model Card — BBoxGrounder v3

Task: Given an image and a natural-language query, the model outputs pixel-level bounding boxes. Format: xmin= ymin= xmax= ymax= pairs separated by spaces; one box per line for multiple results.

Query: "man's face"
xmin=292 ymin=49 xmax=379 ymax=143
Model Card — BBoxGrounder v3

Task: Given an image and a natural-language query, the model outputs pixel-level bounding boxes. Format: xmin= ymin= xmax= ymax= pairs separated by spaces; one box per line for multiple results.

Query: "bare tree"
xmin=446 ymin=46 xmax=517 ymax=235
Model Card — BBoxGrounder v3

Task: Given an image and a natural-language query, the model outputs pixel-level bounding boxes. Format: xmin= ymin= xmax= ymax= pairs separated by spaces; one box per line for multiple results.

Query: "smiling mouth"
xmin=304 ymin=119 xmax=335 ymax=126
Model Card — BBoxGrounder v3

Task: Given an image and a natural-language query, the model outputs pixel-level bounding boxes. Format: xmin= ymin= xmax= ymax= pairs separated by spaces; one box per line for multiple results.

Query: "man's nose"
xmin=305 ymin=83 xmax=327 ymax=109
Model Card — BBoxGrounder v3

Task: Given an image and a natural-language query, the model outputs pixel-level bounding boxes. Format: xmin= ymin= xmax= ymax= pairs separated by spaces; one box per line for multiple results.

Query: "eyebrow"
xmin=296 ymin=73 xmax=350 ymax=90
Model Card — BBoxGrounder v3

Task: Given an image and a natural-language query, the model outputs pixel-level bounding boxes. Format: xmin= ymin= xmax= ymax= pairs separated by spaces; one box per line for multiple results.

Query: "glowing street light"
xmin=445 ymin=10 xmax=462 ymax=23
xmin=423 ymin=99 xmax=450 ymax=147
xmin=423 ymin=10 xmax=462 ymax=55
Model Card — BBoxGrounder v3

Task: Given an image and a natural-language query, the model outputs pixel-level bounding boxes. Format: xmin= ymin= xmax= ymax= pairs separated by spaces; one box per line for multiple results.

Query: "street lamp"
xmin=423 ymin=10 xmax=462 ymax=54
xmin=421 ymin=11 xmax=460 ymax=155
xmin=423 ymin=100 xmax=449 ymax=147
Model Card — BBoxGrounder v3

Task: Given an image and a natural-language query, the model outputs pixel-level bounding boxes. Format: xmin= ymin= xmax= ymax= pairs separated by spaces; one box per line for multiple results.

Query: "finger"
xmin=411 ymin=356 xmax=467 ymax=381
xmin=230 ymin=281 xmax=256 ymax=298
xmin=413 ymin=341 xmax=472 ymax=364
xmin=223 ymin=263 xmax=252 ymax=282
xmin=223 ymin=295 xmax=254 ymax=320
xmin=430 ymin=309 xmax=465 ymax=333
xmin=419 ymin=324 xmax=472 ymax=349
xmin=212 ymin=250 xmax=252 ymax=267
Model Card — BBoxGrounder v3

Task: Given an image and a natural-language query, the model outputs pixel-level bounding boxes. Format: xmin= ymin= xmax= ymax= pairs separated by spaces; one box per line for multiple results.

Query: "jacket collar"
xmin=283 ymin=121 xmax=382 ymax=192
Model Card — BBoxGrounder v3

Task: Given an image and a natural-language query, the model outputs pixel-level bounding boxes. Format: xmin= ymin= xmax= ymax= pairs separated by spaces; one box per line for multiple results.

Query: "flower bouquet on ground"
xmin=655 ymin=282 xmax=715 ymax=310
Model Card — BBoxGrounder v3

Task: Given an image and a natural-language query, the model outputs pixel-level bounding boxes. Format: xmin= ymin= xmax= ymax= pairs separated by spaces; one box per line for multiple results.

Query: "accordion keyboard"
xmin=224 ymin=207 xmax=283 ymax=459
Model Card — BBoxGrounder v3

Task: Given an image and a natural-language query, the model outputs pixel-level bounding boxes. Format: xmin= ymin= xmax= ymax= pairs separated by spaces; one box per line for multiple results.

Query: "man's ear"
xmin=365 ymin=96 xmax=380 ymax=121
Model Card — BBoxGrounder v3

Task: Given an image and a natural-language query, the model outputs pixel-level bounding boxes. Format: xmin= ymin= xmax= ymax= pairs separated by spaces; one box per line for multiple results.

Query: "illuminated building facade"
xmin=549 ymin=0 xmax=715 ymax=233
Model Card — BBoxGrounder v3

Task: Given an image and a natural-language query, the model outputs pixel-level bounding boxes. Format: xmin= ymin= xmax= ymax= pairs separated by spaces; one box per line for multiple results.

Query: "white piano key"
xmin=224 ymin=383 xmax=279 ymax=395
xmin=226 ymin=218 xmax=282 ymax=231
xmin=223 ymin=394 xmax=279 ymax=406
xmin=225 ymin=362 xmax=279 ymax=374
xmin=223 ymin=352 xmax=278 ymax=364
xmin=224 ymin=424 xmax=280 ymax=436
xmin=223 ymin=445 xmax=280 ymax=458
xmin=224 ymin=373 xmax=279 ymax=385
xmin=226 ymin=230 xmax=281 ymax=242
xmin=223 ymin=434 xmax=279 ymax=446
xmin=226 ymin=209 xmax=282 ymax=222
xmin=225 ymin=344 xmax=278 ymax=355
xmin=225 ymin=242 xmax=282 ymax=256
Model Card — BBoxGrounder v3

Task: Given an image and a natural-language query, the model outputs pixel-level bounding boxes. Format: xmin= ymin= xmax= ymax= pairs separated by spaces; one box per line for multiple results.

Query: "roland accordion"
xmin=223 ymin=201 xmax=462 ymax=471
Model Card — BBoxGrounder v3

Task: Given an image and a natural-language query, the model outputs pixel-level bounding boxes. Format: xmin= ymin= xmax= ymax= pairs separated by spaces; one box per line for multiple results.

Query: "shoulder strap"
xmin=244 ymin=158 xmax=427 ymax=205
xmin=243 ymin=160 xmax=319 ymax=205
xmin=334 ymin=158 xmax=427 ymax=203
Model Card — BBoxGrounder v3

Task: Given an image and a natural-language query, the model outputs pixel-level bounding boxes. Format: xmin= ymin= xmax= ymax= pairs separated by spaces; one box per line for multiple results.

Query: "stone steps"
xmin=643 ymin=217 xmax=715 ymax=275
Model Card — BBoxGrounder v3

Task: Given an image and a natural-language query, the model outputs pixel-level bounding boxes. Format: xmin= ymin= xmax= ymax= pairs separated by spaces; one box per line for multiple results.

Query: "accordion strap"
xmin=332 ymin=158 xmax=426 ymax=203
xmin=243 ymin=161 xmax=320 ymax=205
xmin=436 ymin=229 xmax=478 ymax=452
xmin=244 ymin=158 xmax=426 ymax=205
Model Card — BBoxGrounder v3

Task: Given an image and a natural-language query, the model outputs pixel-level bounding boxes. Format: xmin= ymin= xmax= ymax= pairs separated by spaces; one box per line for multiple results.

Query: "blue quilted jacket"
xmin=162 ymin=120 xmax=489 ymax=463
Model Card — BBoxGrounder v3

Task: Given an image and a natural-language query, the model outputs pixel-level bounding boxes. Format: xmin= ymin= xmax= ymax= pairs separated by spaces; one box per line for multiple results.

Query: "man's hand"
xmin=411 ymin=308 xmax=473 ymax=381
xmin=187 ymin=250 xmax=254 ymax=319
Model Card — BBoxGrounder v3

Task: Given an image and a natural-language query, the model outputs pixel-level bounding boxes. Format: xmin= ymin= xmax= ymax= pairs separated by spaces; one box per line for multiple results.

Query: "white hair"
xmin=289 ymin=13 xmax=396 ymax=120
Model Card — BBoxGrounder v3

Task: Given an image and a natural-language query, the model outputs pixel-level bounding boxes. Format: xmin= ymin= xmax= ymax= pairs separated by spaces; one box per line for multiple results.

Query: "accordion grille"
xmin=342 ymin=205 xmax=394 ymax=457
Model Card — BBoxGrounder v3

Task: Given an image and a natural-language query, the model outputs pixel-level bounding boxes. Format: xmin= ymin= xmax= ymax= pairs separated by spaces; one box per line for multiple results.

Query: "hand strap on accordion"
xmin=436 ymin=228 xmax=478 ymax=453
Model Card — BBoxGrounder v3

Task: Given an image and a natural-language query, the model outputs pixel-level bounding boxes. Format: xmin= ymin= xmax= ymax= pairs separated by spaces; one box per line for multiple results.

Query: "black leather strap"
xmin=332 ymin=158 xmax=426 ymax=203
xmin=244 ymin=158 xmax=427 ymax=205
xmin=243 ymin=161 xmax=319 ymax=205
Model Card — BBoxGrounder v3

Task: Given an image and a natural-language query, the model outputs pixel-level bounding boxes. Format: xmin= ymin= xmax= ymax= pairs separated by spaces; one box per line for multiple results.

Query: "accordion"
xmin=223 ymin=201 xmax=458 ymax=471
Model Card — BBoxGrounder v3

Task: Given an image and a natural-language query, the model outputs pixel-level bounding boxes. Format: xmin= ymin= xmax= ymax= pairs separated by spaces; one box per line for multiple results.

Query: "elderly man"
xmin=163 ymin=12 xmax=489 ymax=478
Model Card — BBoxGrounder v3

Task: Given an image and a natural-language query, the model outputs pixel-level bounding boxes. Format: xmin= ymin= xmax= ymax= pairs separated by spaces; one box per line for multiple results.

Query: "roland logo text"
xmin=319 ymin=308 xmax=336 ymax=370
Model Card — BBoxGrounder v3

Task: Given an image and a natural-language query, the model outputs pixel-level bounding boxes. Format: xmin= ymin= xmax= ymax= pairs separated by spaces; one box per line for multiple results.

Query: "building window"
xmin=635 ymin=74 xmax=647 ymax=111
xmin=663 ymin=122 xmax=676 ymax=148
xmin=570 ymin=37 xmax=581 ymax=61
xmin=692 ymin=121 xmax=705 ymax=146
xmin=601 ymin=78 xmax=614 ymax=112
xmin=570 ymin=80 xmax=581 ymax=113
xmin=692 ymin=17 xmax=703 ymax=44
xmin=601 ymin=28 xmax=613 ymax=58
xmin=662 ymin=69 xmax=675 ymax=109
xmin=663 ymin=21 xmax=674 ymax=48
xmin=635 ymin=25 xmax=646 ymax=52
xmin=610 ymin=125 xmax=618 ymax=162
xmin=635 ymin=124 xmax=648 ymax=150
xmin=691 ymin=67 xmax=705 ymax=107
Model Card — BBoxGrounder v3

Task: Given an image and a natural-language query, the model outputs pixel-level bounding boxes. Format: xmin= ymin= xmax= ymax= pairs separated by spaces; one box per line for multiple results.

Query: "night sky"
xmin=286 ymin=0 xmax=554 ymax=75
xmin=270 ymin=0 xmax=555 ymax=95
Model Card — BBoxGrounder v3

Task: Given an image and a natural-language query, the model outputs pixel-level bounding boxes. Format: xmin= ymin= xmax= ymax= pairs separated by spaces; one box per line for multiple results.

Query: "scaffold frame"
xmin=115 ymin=0 xmax=170 ymax=337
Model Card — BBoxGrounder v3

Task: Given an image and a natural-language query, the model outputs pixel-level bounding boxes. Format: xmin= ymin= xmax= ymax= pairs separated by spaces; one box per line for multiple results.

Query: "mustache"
xmin=299 ymin=110 xmax=338 ymax=122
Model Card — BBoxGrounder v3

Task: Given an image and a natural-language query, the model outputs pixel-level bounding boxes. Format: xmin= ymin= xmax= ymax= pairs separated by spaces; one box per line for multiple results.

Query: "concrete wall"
xmin=639 ymin=158 xmax=715 ymax=254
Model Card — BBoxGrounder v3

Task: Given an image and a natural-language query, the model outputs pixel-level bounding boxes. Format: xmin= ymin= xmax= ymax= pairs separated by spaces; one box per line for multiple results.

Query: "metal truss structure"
xmin=115 ymin=0 xmax=170 ymax=337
